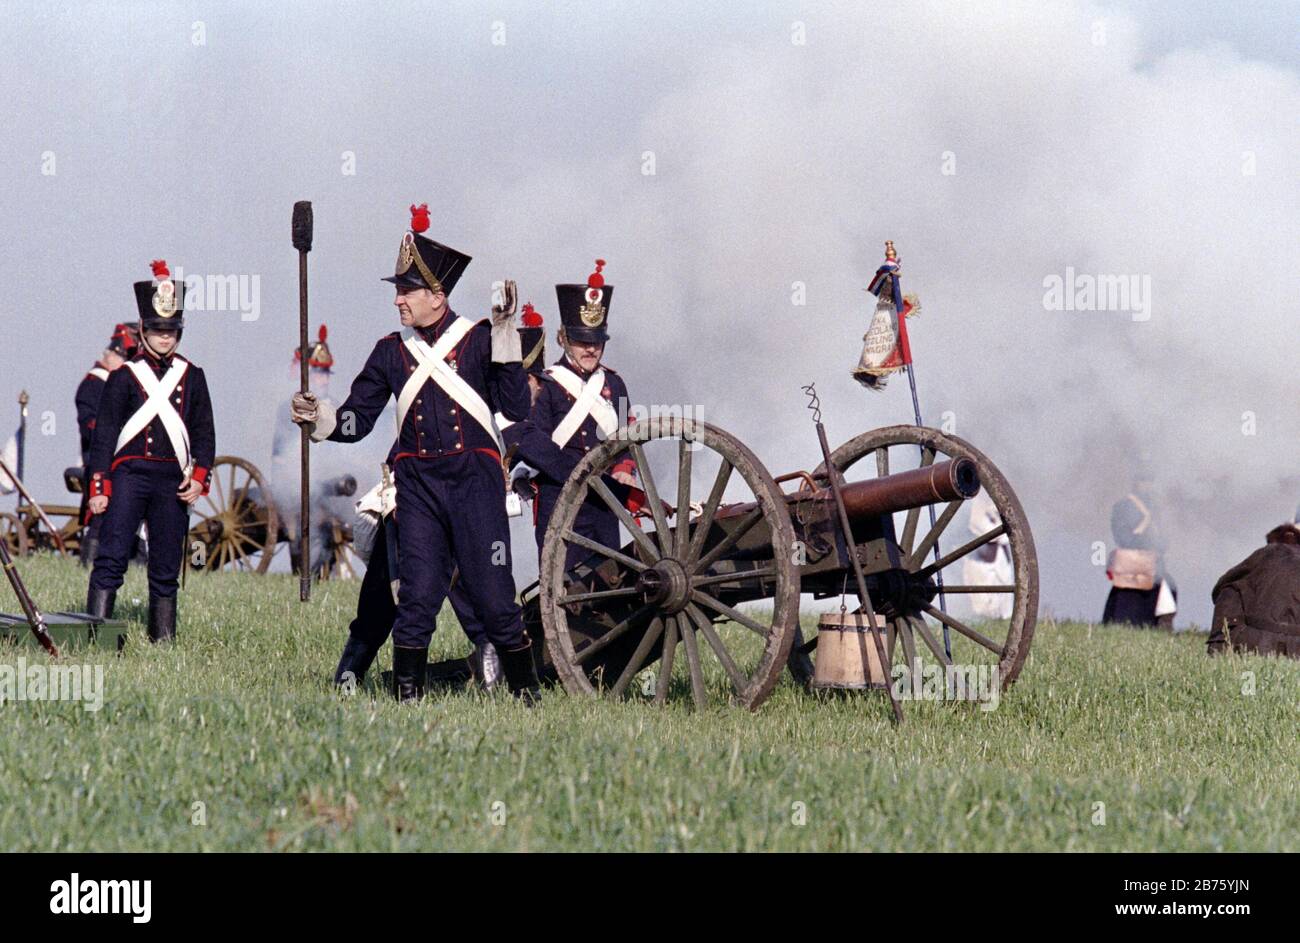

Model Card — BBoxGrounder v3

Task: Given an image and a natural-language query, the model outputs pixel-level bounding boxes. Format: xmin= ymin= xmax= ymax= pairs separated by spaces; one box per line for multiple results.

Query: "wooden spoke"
xmin=691 ymin=566 xmax=775 ymax=589
xmin=654 ymin=616 xmax=678 ymax=704
xmin=920 ymin=524 xmax=1007 ymax=577
xmin=674 ymin=437 xmax=692 ymax=559
xmin=897 ymin=617 xmax=918 ymax=671
xmin=875 ymin=446 xmax=889 ymax=478
xmin=685 ymin=459 xmax=732 ymax=565
xmin=936 ymin=585 xmax=1016 ymax=594
xmin=921 ymin=604 xmax=1004 ymax=655
xmin=687 ymin=603 xmax=747 ymax=692
xmin=900 ymin=506 xmax=921 ymax=557
xmin=678 ymin=614 xmax=708 ymax=708
xmin=211 ymin=466 xmax=227 ymax=509
xmin=696 ymin=506 xmax=764 ymax=573
xmin=587 ymin=476 xmax=661 ymax=562
xmin=572 ymin=602 xmax=658 ymax=666
xmin=610 ymin=617 xmax=666 ymax=698
xmin=561 ymin=529 xmax=649 ymax=573
xmin=629 ymin=442 xmax=674 ymax=557
xmin=906 ymin=499 xmax=964 ymax=569
xmin=558 ymin=585 xmax=642 ymax=606
xmin=909 ymin=615 xmax=952 ymax=668
xmin=691 ymin=589 xmax=771 ymax=639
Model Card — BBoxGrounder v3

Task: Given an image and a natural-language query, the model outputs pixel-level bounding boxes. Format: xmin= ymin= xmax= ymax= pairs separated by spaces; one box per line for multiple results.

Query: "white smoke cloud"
xmin=2 ymin=1 xmax=1295 ymax=623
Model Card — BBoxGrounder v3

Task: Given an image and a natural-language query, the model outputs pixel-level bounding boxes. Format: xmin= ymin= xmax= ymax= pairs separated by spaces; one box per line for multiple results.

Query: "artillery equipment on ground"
xmin=525 ymin=415 xmax=1037 ymax=714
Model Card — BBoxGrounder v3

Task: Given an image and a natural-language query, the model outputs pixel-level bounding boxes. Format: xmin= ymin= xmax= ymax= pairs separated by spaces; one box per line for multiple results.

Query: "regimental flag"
xmin=854 ymin=241 xmax=920 ymax=391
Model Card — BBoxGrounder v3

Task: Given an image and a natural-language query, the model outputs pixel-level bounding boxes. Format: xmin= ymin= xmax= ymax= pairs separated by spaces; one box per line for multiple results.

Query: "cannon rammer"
xmin=521 ymin=413 xmax=1037 ymax=713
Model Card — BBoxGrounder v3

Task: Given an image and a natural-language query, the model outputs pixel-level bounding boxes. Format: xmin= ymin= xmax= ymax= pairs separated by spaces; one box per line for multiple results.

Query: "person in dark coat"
xmin=75 ymin=323 xmax=138 ymax=567
xmin=516 ymin=260 xmax=639 ymax=571
xmin=85 ymin=261 xmax=216 ymax=642
xmin=1207 ymin=522 xmax=1300 ymax=658
xmin=293 ymin=204 xmax=538 ymax=702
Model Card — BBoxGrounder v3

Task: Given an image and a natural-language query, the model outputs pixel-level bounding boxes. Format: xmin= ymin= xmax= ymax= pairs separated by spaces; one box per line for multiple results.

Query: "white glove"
xmin=490 ymin=279 xmax=522 ymax=363
xmin=291 ymin=391 xmax=337 ymax=441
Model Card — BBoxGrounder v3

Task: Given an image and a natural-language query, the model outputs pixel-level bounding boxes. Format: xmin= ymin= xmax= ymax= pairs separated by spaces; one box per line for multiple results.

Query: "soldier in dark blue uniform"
xmin=293 ymin=204 xmax=538 ymax=702
xmin=75 ymin=323 xmax=138 ymax=567
xmin=517 ymin=261 xmax=638 ymax=569
xmin=85 ymin=261 xmax=217 ymax=642
xmin=332 ymin=309 xmax=546 ymax=693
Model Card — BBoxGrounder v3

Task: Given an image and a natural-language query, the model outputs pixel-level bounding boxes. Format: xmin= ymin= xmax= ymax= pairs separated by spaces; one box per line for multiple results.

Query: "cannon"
xmin=185 ymin=456 xmax=360 ymax=578
xmin=523 ymin=416 xmax=1037 ymax=712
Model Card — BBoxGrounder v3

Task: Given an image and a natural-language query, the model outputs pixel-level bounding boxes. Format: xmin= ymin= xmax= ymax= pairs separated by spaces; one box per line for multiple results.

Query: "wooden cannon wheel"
xmin=539 ymin=417 xmax=802 ymax=710
xmin=813 ymin=425 xmax=1038 ymax=689
xmin=0 ymin=512 xmax=29 ymax=557
xmin=187 ymin=456 xmax=279 ymax=574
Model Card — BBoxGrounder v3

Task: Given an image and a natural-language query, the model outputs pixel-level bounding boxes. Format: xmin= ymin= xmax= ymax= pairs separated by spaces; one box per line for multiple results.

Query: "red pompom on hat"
xmin=318 ymin=324 xmax=328 ymax=342
xmin=150 ymin=259 xmax=170 ymax=279
xmin=587 ymin=259 xmax=606 ymax=289
xmin=409 ymin=204 xmax=430 ymax=234
xmin=521 ymin=302 xmax=542 ymax=327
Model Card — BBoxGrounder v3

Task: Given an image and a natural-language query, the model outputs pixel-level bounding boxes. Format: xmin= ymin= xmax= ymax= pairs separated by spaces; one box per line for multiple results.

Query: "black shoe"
xmin=498 ymin=642 xmax=542 ymax=706
xmin=86 ymin=586 xmax=116 ymax=622
xmin=148 ymin=595 xmax=177 ymax=643
xmin=334 ymin=634 xmax=378 ymax=688
xmin=392 ymin=646 xmax=427 ymax=702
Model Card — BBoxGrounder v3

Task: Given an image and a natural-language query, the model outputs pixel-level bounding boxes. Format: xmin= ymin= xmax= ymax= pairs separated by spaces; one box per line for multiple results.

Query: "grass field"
xmin=1 ymin=554 xmax=1296 ymax=852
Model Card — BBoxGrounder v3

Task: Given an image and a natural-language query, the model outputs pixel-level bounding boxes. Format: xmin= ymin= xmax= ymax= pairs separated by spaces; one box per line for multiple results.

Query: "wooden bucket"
xmin=812 ymin=611 xmax=889 ymax=690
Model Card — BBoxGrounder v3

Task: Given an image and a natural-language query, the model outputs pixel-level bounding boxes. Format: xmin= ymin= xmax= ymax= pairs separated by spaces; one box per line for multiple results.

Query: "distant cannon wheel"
xmin=188 ymin=456 xmax=279 ymax=574
xmin=815 ymin=426 xmax=1038 ymax=688
xmin=0 ymin=512 xmax=29 ymax=557
xmin=318 ymin=519 xmax=361 ymax=581
xmin=540 ymin=417 xmax=801 ymax=711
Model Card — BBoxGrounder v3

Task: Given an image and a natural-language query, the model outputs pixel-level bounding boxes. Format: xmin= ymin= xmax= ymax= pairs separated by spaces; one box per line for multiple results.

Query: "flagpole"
xmin=16 ymin=391 xmax=27 ymax=513
xmin=879 ymin=245 xmax=952 ymax=659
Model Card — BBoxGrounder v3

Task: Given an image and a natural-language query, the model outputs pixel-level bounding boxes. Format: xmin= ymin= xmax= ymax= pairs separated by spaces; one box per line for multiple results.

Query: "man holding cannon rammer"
xmin=291 ymin=204 xmax=539 ymax=703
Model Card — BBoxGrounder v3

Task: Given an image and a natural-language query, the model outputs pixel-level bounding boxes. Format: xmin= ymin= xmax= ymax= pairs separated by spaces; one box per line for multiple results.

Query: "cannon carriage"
xmin=2 ymin=454 xmax=360 ymax=580
xmin=523 ymin=416 xmax=1037 ymax=713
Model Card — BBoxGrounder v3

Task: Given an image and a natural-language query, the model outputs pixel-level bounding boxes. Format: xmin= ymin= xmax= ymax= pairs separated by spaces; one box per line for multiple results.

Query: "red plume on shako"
xmin=293 ymin=324 xmax=335 ymax=371
xmin=555 ymin=258 xmax=612 ymax=343
xmin=133 ymin=258 xmax=185 ymax=345
xmin=519 ymin=302 xmax=547 ymax=375
xmin=384 ymin=202 xmax=471 ymax=296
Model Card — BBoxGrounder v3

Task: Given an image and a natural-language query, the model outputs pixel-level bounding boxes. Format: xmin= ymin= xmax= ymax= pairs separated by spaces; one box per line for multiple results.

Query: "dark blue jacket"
xmin=327 ymin=309 xmax=530 ymax=466
xmin=74 ymin=365 xmax=109 ymax=465
xmin=517 ymin=357 xmax=633 ymax=489
xmin=87 ymin=349 xmax=216 ymax=498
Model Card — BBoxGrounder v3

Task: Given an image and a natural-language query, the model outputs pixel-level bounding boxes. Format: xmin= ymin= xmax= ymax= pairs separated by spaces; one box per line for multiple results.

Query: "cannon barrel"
xmin=715 ymin=458 xmax=980 ymax=529
xmin=837 ymin=457 xmax=980 ymax=522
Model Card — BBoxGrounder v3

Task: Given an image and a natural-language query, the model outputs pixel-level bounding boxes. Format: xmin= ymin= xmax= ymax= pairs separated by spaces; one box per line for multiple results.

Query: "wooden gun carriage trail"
xmin=522 ymin=416 xmax=1038 ymax=715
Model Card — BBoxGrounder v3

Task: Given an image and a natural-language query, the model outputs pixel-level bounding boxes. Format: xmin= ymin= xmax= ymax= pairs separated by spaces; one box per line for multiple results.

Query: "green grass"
xmin=1 ymin=554 xmax=1296 ymax=852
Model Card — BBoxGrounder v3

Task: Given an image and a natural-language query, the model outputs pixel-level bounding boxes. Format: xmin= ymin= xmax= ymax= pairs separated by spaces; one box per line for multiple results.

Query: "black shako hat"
xmin=555 ymin=259 xmax=611 ymax=343
xmin=382 ymin=203 xmax=471 ymax=296
xmin=519 ymin=303 xmax=546 ymax=376
xmin=133 ymin=259 xmax=184 ymax=332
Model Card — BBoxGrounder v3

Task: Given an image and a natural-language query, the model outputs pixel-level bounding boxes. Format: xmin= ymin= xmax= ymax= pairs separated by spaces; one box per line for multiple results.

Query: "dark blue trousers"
xmin=89 ymin=461 xmax=187 ymax=598
xmin=390 ymin=453 xmax=526 ymax=651
xmin=535 ymin=483 xmax=622 ymax=571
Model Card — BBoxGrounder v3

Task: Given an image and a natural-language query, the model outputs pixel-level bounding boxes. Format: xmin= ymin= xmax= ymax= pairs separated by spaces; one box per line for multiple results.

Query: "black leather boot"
xmin=498 ymin=641 xmax=542 ymax=706
xmin=86 ymin=586 xmax=116 ymax=621
xmin=80 ymin=533 xmax=99 ymax=570
xmin=392 ymin=646 xmax=427 ymax=702
xmin=334 ymin=634 xmax=378 ymax=688
xmin=148 ymin=595 xmax=177 ymax=643
xmin=467 ymin=642 xmax=503 ymax=692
